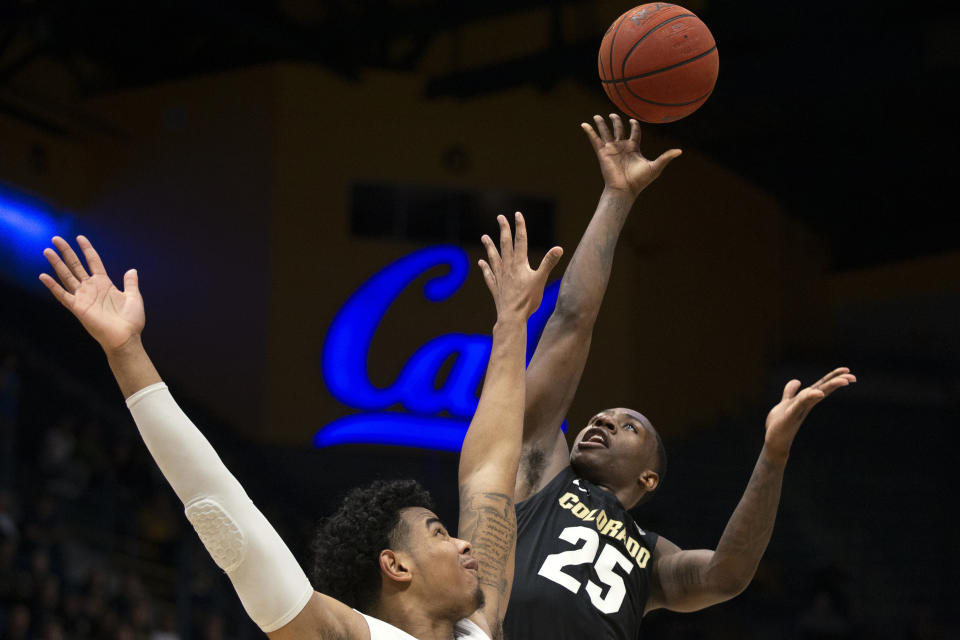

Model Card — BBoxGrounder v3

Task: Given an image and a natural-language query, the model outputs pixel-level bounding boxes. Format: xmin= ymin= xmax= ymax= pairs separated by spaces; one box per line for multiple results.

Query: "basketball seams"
xmin=619 ymin=13 xmax=697 ymax=80
xmin=606 ymin=11 xmax=635 ymax=119
xmin=620 ymin=87 xmax=712 ymax=108
xmin=597 ymin=3 xmax=718 ymax=122
xmin=602 ymin=45 xmax=718 ymax=84
xmin=621 ymin=51 xmax=717 ymax=108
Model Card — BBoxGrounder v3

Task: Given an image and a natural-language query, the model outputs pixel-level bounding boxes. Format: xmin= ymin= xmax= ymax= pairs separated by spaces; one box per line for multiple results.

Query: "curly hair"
xmin=312 ymin=479 xmax=435 ymax=612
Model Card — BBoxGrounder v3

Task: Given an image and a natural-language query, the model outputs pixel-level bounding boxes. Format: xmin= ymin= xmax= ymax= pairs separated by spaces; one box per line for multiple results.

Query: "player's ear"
xmin=638 ymin=469 xmax=659 ymax=493
xmin=379 ymin=549 xmax=413 ymax=584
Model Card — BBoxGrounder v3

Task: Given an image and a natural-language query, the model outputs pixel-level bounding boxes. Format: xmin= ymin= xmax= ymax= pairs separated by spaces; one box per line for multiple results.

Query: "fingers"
xmin=123 ymin=269 xmax=139 ymax=295
xmin=480 ymin=234 xmax=501 ymax=274
xmin=477 ymin=260 xmax=497 ymax=296
xmin=629 ymin=118 xmax=641 ymax=145
xmin=536 ymin=246 xmax=564 ymax=279
xmin=582 ymin=114 xmax=631 ymax=151
xmin=781 ymin=379 xmax=802 ymax=402
xmin=497 ymin=214 xmax=513 ymax=263
xmin=808 ymin=366 xmax=856 ymax=399
xmin=76 ymin=235 xmax=107 ymax=276
xmin=513 ymin=212 xmax=527 ymax=264
xmin=43 ymin=247 xmax=81 ymax=293
xmin=790 ymin=388 xmax=826 ymax=416
xmin=652 ymin=148 xmax=683 ymax=173
xmin=38 ymin=273 xmax=74 ymax=307
xmin=593 ymin=114 xmax=613 ymax=143
xmin=580 ymin=121 xmax=603 ymax=151
xmin=610 ymin=113 xmax=624 ymax=140
xmin=819 ymin=374 xmax=855 ymax=399
xmin=811 ymin=367 xmax=851 ymax=389
xmin=51 ymin=236 xmax=90 ymax=282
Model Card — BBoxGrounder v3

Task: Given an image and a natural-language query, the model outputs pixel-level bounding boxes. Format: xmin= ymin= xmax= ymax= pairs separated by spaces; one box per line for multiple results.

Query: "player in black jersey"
xmin=503 ymin=115 xmax=856 ymax=639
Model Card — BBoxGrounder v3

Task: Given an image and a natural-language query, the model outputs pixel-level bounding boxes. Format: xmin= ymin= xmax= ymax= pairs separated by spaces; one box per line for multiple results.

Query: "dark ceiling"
xmin=1 ymin=0 xmax=957 ymax=270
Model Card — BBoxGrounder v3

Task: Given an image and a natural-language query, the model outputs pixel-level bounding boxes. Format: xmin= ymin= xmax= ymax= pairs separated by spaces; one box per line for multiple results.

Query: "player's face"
xmin=400 ymin=507 xmax=483 ymax=619
xmin=569 ymin=408 xmax=658 ymax=500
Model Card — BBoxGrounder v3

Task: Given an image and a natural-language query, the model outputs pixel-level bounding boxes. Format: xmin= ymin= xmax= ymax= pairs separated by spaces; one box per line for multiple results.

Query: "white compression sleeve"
xmin=126 ymin=382 xmax=313 ymax=632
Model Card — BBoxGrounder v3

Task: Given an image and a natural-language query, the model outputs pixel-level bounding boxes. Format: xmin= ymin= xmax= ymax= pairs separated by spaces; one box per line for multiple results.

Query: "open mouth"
xmin=578 ymin=427 xmax=609 ymax=449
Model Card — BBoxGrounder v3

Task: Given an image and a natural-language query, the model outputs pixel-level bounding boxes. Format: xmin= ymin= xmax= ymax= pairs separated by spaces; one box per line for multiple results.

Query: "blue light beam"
xmin=0 ymin=185 xmax=73 ymax=285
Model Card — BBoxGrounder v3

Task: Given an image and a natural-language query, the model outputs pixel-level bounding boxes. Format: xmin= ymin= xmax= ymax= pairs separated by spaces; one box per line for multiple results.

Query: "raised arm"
xmin=646 ymin=368 xmax=857 ymax=614
xmin=458 ymin=214 xmax=562 ymax=636
xmin=517 ymin=114 xmax=681 ymax=500
xmin=39 ymin=236 xmax=368 ymax=640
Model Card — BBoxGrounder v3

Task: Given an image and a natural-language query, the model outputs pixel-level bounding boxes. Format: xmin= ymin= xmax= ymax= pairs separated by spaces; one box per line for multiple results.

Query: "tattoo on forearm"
xmin=458 ymin=489 xmax=516 ymax=594
xmin=715 ymin=456 xmax=784 ymax=571
xmin=589 ymin=197 xmax=630 ymax=269
xmin=557 ymin=194 xmax=632 ymax=312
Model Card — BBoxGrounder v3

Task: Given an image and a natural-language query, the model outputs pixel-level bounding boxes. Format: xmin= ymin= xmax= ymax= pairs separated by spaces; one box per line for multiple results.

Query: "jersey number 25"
xmin=537 ymin=526 xmax=633 ymax=614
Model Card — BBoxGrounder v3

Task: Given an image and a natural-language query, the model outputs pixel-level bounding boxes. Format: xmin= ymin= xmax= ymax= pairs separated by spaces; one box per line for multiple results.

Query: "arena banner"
xmin=316 ymin=245 xmax=560 ymax=451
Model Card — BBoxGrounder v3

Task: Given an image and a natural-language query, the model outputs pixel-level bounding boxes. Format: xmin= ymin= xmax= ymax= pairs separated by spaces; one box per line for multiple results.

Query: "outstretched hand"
xmin=478 ymin=212 xmax=563 ymax=321
xmin=764 ymin=367 xmax=857 ymax=462
xmin=39 ymin=236 xmax=145 ymax=353
xmin=581 ymin=113 xmax=682 ymax=197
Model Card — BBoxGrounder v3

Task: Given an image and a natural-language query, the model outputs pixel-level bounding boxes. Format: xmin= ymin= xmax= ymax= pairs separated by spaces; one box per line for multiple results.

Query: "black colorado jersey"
xmin=504 ymin=467 xmax=658 ymax=640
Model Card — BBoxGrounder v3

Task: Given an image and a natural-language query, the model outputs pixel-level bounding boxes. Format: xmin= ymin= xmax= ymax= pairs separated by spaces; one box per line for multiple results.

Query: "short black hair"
xmin=312 ymin=479 xmax=434 ymax=612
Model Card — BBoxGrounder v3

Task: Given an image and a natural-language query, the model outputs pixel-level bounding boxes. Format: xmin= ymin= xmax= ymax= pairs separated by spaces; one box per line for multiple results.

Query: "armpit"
xmin=516 ymin=447 xmax=547 ymax=500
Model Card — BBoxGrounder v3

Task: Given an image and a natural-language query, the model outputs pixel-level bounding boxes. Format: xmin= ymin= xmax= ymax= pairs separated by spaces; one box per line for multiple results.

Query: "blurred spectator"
xmin=41 ymin=414 xmax=91 ymax=501
xmin=3 ymin=324 xmax=280 ymax=637
xmin=75 ymin=419 xmax=109 ymax=491
xmin=20 ymin=495 xmax=64 ymax=565
xmin=201 ymin=612 xmax=225 ymax=640
xmin=0 ymin=489 xmax=18 ymax=541
xmin=796 ymin=565 xmax=854 ymax=639
xmin=138 ymin=490 xmax=180 ymax=558
xmin=903 ymin=603 xmax=950 ymax=640
xmin=0 ymin=353 xmax=21 ymax=488
xmin=41 ymin=415 xmax=76 ymax=475
xmin=36 ymin=617 xmax=66 ymax=640
xmin=60 ymin=589 xmax=93 ymax=638
xmin=3 ymin=603 xmax=31 ymax=640
xmin=150 ymin=609 xmax=181 ymax=640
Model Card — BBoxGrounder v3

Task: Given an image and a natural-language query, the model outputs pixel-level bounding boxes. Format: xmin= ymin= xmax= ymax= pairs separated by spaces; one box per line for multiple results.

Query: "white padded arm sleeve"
xmin=126 ymin=382 xmax=314 ymax=632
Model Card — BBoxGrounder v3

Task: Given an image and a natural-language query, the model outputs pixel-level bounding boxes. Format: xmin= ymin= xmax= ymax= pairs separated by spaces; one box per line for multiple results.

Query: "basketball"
xmin=598 ymin=3 xmax=719 ymax=123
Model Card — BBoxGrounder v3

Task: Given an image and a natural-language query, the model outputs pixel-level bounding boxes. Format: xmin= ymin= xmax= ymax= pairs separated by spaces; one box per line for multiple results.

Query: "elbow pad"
xmin=127 ymin=383 xmax=313 ymax=632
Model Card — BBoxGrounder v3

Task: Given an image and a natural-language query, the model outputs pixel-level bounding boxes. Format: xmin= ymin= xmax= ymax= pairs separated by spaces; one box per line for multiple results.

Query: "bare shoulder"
xmin=652 ymin=534 xmax=682 ymax=560
xmin=268 ymin=592 xmax=370 ymax=640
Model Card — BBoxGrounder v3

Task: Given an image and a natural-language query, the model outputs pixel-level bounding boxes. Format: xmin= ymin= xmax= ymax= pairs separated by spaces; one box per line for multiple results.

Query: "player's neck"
xmin=593 ymin=480 xmax=639 ymax=509
xmin=373 ymin=596 xmax=459 ymax=640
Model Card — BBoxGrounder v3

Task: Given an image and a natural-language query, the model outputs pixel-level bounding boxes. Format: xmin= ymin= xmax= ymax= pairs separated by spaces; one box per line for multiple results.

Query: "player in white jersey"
xmin=39 ymin=213 xmax=561 ymax=639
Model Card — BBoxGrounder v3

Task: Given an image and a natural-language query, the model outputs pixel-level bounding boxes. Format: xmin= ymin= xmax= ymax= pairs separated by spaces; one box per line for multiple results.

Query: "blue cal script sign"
xmin=317 ymin=246 xmax=559 ymax=452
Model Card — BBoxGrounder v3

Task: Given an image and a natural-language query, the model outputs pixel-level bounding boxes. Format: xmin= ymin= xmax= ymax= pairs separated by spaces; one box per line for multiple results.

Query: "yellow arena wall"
xmin=1 ymin=63 xmax=822 ymax=447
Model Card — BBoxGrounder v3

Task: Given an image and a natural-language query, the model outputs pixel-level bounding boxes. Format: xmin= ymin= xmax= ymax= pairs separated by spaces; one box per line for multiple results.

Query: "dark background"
xmin=2 ymin=0 xmax=956 ymax=268
xmin=1 ymin=2 xmax=958 ymax=639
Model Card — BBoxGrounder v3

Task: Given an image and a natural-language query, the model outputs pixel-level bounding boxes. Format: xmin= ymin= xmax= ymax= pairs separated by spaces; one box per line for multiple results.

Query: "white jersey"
xmin=362 ymin=613 xmax=489 ymax=639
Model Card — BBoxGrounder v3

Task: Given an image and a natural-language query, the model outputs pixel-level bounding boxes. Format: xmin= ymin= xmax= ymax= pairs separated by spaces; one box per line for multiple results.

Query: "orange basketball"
xmin=598 ymin=3 xmax=719 ymax=123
